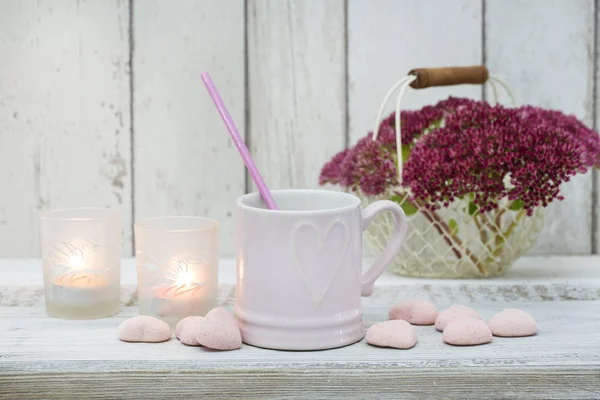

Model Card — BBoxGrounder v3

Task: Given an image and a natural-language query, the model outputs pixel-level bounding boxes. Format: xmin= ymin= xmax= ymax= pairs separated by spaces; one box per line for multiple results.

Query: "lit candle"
xmin=52 ymin=270 xmax=110 ymax=305
xmin=40 ymin=207 xmax=122 ymax=319
xmin=134 ymin=216 xmax=220 ymax=326
xmin=48 ymin=253 xmax=118 ymax=313
xmin=148 ymin=264 xmax=216 ymax=326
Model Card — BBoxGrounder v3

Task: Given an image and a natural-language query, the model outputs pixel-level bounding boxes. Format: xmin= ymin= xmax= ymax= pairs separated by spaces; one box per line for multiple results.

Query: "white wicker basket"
xmin=360 ymin=190 xmax=545 ymax=278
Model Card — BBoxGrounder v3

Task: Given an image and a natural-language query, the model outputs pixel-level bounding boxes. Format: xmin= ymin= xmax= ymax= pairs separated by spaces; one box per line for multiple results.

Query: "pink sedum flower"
xmin=319 ymin=97 xmax=600 ymax=214
xmin=319 ymin=148 xmax=349 ymax=186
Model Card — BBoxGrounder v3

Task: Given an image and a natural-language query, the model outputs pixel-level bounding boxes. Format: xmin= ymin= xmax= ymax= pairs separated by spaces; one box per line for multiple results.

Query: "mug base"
xmin=235 ymin=306 xmax=365 ymax=351
xmin=242 ymin=333 xmax=364 ymax=351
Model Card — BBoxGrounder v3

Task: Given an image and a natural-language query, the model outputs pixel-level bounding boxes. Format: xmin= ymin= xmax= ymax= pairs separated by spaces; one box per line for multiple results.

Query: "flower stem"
xmin=473 ymin=214 xmax=493 ymax=254
xmin=492 ymin=209 xmax=525 ymax=257
xmin=493 ymin=209 xmax=506 ymax=246
xmin=416 ymin=203 xmax=486 ymax=276
xmin=419 ymin=208 xmax=463 ymax=260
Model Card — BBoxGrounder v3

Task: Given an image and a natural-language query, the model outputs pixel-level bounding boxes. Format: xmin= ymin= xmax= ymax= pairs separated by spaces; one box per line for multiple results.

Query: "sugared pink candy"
xmin=435 ymin=305 xmax=482 ymax=332
xmin=193 ymin=318 xmax=242 ymax=350
xmin=118 ymin=316 xmax=172 ymax=343
xmin=206 ymin=307 xmax=239 ymax=328
xmin=175 ymin=316 xmax=196 ymax=340
xmin=489 ymin=308 xmax=537 ymax=337
xmin=174 ymin=307 xmax=242 ymax=350
xmin=177 ymin=317 xmax=205 ymax=346
xmin=443 ymin=317 xmax=492 ymax=346
xmin=389 ymin=299 xmax=438 ymax=325
xmin=366 ymin=320 xmax=417 ymax=349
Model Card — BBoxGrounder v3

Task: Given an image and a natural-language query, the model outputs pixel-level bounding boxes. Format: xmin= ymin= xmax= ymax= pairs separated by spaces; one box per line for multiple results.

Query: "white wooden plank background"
xmin=0 ymin=0 xmax=599 ymax=257
xmin=247 ymin=0 xmax=346 ymax=190
xmin=0 ymin=0 xmax=132 ymax=256
xmin=133 ymin=0 xmax=245 ymax=255
xmin=347 ymin=0 xmax=483 ymax=144
xmin=486 ymin=0 xmax=596 ymax=255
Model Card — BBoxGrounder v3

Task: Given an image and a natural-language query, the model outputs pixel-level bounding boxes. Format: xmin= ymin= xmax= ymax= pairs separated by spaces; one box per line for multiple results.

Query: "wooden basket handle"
xmin=408 ymin=65 xmax=489 ymax=89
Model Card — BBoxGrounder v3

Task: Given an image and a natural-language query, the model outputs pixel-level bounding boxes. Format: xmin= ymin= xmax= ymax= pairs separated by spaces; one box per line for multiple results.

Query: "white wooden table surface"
xmin=1 ymin=257 xmax=600 ymax=399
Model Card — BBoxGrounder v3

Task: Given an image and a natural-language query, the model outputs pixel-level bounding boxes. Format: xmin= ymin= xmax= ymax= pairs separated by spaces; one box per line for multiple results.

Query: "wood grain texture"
xmin=0 ymin=0 xmax=132 ymax=256
xmin=347 ymin=0 xmax=483 ymax=144
xmin=133 ymin=0 xmax=245 ymax=255
xmin=247 ymin=0 xmax=346 ymax=190
xmin=486 ymin=0 xmax=596 ymax=254
xmin=1 ymin=302 xmax=599 ymax=399
xmin=1 ymin=370 xmax=599 ymax=400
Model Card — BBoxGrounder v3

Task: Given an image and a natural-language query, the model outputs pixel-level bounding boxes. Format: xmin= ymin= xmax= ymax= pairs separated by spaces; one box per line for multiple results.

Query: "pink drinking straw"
xmin=201 ymin=72 xmax=279 ymax=210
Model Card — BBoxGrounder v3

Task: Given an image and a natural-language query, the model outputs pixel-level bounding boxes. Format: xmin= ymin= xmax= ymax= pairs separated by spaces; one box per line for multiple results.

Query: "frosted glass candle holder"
xmin=135 ymin=217 xmax=219 ymax=327
xmin=40 ymin=208 xmax=122 ymax=319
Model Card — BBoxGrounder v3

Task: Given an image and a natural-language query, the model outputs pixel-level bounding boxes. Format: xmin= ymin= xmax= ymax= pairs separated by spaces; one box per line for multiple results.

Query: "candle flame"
xmin=175 ymin=270 xmax=194 ymax=286
xmin=69 ymin=255 xmax=84 ymax=269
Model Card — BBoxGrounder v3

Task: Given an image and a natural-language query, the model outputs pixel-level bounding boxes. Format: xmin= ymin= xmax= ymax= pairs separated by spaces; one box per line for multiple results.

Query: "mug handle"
xmin=360 ymin=200 xmax=408 ymax=296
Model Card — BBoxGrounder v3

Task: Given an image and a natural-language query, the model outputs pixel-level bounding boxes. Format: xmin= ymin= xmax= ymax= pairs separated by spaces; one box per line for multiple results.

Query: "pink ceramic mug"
xmin=234 ymin=189 xmax=407 ymax=350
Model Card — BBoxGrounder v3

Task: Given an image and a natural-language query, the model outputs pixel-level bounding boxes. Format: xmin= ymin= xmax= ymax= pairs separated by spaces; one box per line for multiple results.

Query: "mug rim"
xmin=237 ymin=189 xmax=361 ymax=215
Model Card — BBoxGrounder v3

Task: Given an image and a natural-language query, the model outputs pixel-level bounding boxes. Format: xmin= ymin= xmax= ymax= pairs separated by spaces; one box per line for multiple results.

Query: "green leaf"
xmin=448 ymin=218 xmax=459 ymax=235
xmin=468 ymin=201 xmax=479 ymax=216
xmin=401 ymin=144 xmax=411 ymax=165
xmin=391 ymin=194 xmax=418 ymax=216
xmin=508 ymin=199 xmax=524 ymax=211
xmin=400 ymin=201 xmax=419 ymax=216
